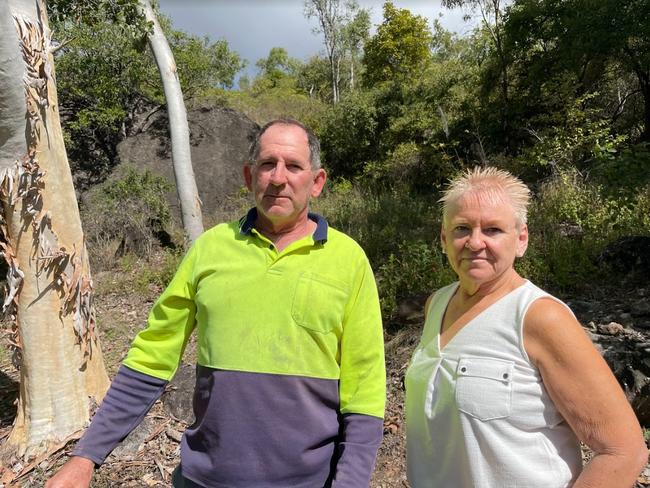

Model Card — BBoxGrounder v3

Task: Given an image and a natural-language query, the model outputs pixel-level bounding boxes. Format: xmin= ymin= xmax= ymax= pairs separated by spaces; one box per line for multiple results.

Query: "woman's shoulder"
xmin=521 ymin=280 xmax=574 ymax=318
xmin=523 ymin=284 xmax=586 ymax=365
xmin=424 ymin=282 xmax=458 ymax=318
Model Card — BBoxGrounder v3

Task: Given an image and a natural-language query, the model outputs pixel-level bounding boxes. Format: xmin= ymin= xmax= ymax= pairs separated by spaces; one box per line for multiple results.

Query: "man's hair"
xmin=248 ymin=118 xmax=321 ymax=170
xmin=439 ymin=166 xmax=531 ymax=227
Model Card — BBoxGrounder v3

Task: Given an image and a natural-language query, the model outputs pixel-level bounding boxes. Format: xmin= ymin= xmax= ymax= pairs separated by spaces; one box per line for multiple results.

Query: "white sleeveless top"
xmin=405 ymin=281 xmax=582 ymax=488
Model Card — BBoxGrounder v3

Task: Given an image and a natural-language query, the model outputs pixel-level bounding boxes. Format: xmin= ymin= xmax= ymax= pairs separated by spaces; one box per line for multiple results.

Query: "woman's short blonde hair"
xmin=439 ymin=166 xmax=531 ymax=227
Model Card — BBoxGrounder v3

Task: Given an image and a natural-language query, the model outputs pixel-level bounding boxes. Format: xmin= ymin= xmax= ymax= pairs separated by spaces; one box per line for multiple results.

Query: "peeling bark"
xmin=0 ymin=0 xmax=109 ymax=463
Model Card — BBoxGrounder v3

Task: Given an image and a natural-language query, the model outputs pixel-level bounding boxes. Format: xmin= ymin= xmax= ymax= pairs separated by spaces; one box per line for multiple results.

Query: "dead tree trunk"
xmin=0 ymin=0 xmax=109 ymax=466
xmin=140 ymin=0 xmax=203 ymax=243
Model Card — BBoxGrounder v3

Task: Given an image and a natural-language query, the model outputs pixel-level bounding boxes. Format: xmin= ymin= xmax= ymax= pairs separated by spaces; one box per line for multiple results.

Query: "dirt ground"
xmin=1 ymin=259 xmax=649 ymax=487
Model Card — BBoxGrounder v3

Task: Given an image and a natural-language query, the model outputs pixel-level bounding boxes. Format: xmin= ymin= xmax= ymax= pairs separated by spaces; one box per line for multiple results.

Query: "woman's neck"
xmin=457 ymin=268 xmax=525 ymax=303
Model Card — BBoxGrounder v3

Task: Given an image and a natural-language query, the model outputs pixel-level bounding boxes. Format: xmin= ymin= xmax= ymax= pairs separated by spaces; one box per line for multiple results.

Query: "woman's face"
xmin=441 ymin=191 xmax=528 ymax=287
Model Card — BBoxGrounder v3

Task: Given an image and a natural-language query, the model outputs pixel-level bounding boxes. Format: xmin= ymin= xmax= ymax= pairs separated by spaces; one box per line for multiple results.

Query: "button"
xmin=460 ymin=366 xmax=467 ymax=373
xmin=502 ymin=373 xmax=509 ymax=379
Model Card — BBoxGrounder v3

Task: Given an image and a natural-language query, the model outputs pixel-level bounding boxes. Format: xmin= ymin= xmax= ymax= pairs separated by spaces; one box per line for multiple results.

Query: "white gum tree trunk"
xmin=140 ymin=0 xmax=203 ymax=243
xmin=0 ymin=0 xmax=109 ymax=465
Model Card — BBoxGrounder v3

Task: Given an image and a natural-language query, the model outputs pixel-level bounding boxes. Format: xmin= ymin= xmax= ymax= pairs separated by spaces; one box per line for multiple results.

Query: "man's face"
xmin=244 ymin=124 xmax=326 ymax=228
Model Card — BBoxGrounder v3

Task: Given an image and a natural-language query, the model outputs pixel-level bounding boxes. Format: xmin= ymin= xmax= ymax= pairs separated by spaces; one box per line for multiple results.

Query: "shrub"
xmin=377 ymin=240 xmax=455 ymax=319
xmin=81 ymin=166 xmax=178 ymax=269
xmin=313 ymin=181 xmax=453 ymax=319
xmin=523 ymin=168 xmax=650 ymax=291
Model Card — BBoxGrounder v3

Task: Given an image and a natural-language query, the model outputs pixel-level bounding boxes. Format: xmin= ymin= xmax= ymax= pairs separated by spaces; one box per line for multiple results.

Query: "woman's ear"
xmin=515 ymin=224 xmax=529 ymax=258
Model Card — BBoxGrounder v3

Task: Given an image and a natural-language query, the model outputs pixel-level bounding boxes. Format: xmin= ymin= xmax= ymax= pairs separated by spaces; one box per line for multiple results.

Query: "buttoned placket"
xmin=250 ymin=229 xmax=318 ymax=271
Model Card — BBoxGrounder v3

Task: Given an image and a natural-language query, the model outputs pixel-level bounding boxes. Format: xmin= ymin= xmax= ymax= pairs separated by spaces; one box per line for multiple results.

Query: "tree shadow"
xmin=0 ymin=369 xmax=19 ymax=428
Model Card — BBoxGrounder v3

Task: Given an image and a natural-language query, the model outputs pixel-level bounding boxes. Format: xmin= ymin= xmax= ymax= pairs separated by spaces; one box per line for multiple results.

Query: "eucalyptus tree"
xmin=139 ymin=0 xmax=203 ymax=242
xmin=342 ymin=7 xmax=370 ymax=90
xmin=362 ymin=2 xmax=433 ymax=86
xmin=0 ymin=0 xmax=114 ymax=466
xmin=304 ymin=0 xmax=367 ymax=103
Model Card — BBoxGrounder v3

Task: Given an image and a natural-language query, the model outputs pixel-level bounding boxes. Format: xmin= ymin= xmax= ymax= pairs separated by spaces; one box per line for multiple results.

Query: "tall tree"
xmin=443 ymin=0 xmax=512 ymax=146
xmin=305 ymin=0 xmax=364 ymax=103
xmin=255 ymin=47 xmax=301 ymax=89
xmin=0 ymin=0 xmax=110 ymax=469
xmin=139 ymin=0 xmax=203 ymax=243
xmin=342 ymin=7 xmax=370 ymax=90
xmin=363 ymin=2 xmax=433 ymax=86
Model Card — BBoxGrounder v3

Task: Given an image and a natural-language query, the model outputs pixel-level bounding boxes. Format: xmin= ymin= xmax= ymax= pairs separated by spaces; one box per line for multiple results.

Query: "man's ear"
xmin=310 ymin=168 xmax=327 ymax=198
xmin=243 ymin=164 xmax=253 ymax=192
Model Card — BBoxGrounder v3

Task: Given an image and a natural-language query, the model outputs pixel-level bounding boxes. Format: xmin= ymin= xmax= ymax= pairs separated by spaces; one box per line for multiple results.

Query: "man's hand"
xmin=45 ymin=456 xmax=94 ymax=488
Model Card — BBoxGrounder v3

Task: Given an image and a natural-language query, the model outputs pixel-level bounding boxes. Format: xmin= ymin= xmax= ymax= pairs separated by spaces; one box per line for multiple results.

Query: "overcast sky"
xmin=157 ymin=0 xmax=475 ymax=82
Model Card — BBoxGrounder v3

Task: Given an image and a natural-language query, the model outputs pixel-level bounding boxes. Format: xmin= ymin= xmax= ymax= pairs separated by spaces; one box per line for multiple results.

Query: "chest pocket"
xmin=455 ymin=356 xmax=514 ymax=421
xmin=292 ymin=272 xmax=348 ymax=334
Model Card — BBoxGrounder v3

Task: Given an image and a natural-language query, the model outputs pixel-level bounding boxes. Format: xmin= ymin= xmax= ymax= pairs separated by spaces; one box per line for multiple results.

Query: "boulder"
xmin=598 ymin=236 xmax=650 ymax=280
xmin=162 ymin=362 xmax=196 ymax=424
xmin=106 ymin=417 xmax=155 ymax=461
xmin=116 ymin=105 xmax=259 ymax=223
xmin=592 ymin=329 xmax=650 ymax=426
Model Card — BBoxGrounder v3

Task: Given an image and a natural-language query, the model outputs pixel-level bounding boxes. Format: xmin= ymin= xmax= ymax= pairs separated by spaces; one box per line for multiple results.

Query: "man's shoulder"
xmin=193 ymin=220 xmax=241 ymax=247
xmin=324 ymin=226 xmax=368 ymax=258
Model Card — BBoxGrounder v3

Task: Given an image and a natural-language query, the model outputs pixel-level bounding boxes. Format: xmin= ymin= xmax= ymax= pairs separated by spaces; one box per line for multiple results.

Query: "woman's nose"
xmin=465 ymin=230 xmax=485 ymax=251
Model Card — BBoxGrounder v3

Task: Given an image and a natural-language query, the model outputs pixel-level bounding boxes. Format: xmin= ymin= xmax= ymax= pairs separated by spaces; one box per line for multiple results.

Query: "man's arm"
xmin=332 ymin=257 xmax=386 ymax=488
xmin=47 ymin=242 xmax=200 ymax=487
xmin=331 ymin=413 xmax=384 ymax=487
xmin=46 ymin=367 xmax=167 ymax=488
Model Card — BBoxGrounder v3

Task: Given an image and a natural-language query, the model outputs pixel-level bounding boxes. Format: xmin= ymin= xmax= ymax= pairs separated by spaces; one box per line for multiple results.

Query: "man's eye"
xmin=484 ymin=227 xmax=502 ymax=235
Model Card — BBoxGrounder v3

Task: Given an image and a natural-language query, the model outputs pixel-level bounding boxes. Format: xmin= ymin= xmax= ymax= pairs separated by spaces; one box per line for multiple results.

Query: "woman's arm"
xmin=524 ymin=297 xmax=648 ymax=488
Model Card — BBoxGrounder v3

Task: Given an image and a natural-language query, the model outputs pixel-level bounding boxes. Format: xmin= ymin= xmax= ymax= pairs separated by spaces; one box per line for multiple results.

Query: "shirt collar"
xmin=238 ymin=207 xmax=329 ymax=243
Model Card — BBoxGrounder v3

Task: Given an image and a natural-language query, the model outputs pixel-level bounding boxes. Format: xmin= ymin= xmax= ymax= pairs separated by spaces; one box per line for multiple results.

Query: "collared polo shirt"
xmin=75 ymin=210 xmax=385 ymax=487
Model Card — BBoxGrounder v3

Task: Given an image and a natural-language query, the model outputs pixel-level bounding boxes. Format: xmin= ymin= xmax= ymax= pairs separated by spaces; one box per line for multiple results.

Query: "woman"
xmin=405 ymin=167 xmax=647 ymax=487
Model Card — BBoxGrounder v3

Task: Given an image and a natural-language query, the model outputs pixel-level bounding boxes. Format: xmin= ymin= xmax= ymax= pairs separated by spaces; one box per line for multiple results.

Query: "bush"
xmin=377 ymin=240 xmax=455 ymax=319
xmin=81 ymin=166 xmax=179 ymax=269
xmin=313 ymin=181 xmax=454 ymax=318
xmin=522 ymin=168 xmax=650 ymax=291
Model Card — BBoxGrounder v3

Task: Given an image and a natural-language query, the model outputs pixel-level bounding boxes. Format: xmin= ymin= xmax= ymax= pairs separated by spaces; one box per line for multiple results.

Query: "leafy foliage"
xmin=167 ymin=29 xmax=245 ymax=96
xmin=81 ymin=166 xmax=178 ymax=269
xmin=362 ymin=2 xmax=432 ymax=87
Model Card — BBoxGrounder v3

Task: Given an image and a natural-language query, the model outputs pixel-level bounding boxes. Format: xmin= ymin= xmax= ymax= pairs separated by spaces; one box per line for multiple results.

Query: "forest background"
xmin=52 ymin=0 xmax=650 ymax=318
xmin=1 ymin=0 xmax=649 ymax=484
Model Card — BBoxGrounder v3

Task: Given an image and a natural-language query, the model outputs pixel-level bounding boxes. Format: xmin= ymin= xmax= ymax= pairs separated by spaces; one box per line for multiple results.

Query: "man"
xmin=47 ymin=119 xmax=386 ymax=488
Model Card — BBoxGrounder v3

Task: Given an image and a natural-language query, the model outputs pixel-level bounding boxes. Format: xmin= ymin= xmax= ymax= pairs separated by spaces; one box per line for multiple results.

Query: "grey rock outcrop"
xmin=117 ymin=105 xmax=259 ymax=223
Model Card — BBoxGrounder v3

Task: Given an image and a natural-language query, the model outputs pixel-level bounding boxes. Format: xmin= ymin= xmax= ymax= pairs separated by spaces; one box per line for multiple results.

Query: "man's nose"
xmin=270 ymin=163 xmax=287 ymax=185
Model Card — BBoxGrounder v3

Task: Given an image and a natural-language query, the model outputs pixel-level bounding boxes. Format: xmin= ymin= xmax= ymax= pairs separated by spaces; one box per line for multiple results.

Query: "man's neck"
xmin=255 ymin=213 xmax=316 ymax=252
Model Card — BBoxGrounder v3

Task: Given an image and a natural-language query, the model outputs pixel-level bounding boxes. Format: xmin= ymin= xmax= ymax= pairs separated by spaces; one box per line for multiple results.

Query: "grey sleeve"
xmin=331 ymin=413 xmax=384 ymax=488
xmin=72 ymin=365 xmax=168 ymax=465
